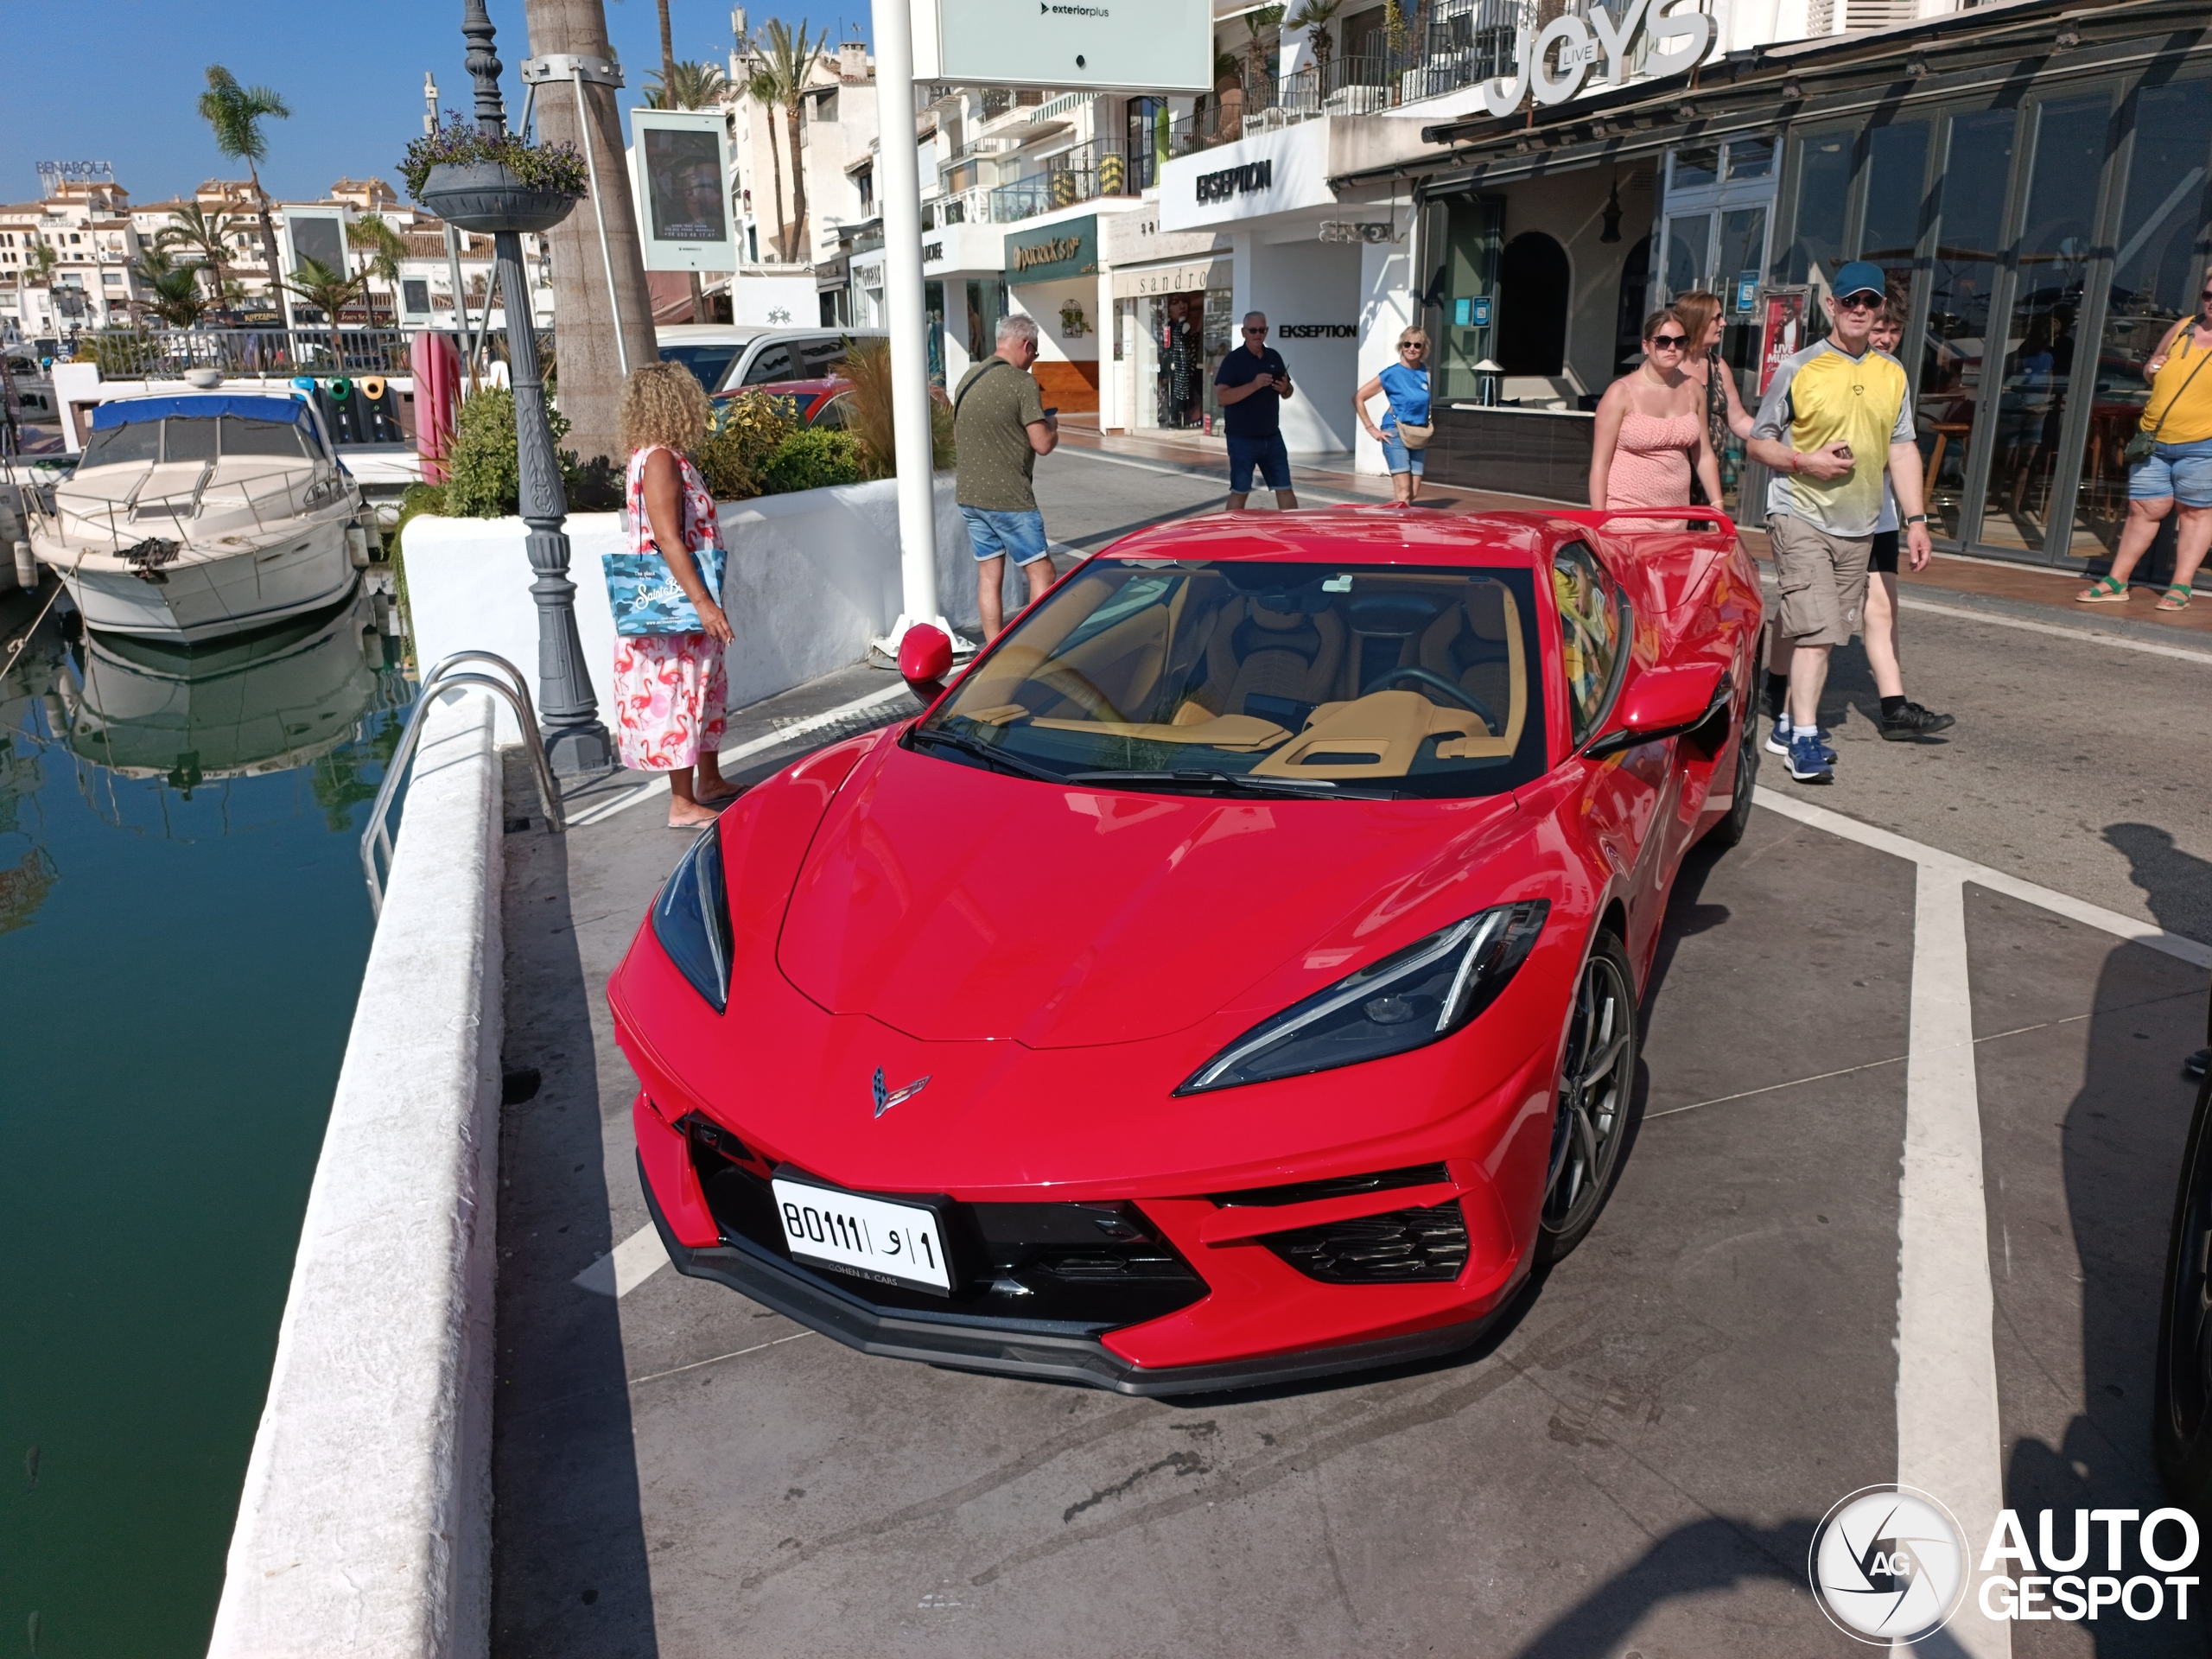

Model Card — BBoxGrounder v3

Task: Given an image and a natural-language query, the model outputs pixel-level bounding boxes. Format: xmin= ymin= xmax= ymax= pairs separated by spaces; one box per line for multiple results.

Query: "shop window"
xmin=1427 ymin=194 xmax=1503 ymax=400
xmin=1857 ymin=120 xmax=1930 ymax=310
xmin=1777 ymin=131 xmax=1853 ymax=287
xmin=1726 ymin=137 xmax=1775 ymax=181
xmin=1497 ymin=232 xmax=1569 ymax=376
xmin=1673 ymin=147 xmax=1720 ymax=190
xmin=1920 ymin=108 xmax=2018 ymax=539
xmin=2080 ymin=79 xmax=2212 ymax=556
xmin=1665 ymin=213 xmax=1711 ymax=297
xmin=925 ymin=279 xmax=946 ymax=386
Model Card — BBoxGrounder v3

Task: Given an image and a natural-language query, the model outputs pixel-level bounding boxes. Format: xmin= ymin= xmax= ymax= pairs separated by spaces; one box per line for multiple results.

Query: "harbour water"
xmin=0 ymin=582 xmax=413 ymax=1656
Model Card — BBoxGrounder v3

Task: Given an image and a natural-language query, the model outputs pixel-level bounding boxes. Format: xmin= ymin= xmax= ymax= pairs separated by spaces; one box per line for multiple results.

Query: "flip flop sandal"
xmin=2157 ymin=584 xmax=2194 ymax=611
xmin=2077 ymin=575 xmax=2131 ymax=602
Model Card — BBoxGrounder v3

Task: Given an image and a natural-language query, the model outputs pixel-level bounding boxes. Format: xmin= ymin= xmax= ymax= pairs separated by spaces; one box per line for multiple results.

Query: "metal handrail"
xmin=360 ymin=650 xmax=564 ymax=916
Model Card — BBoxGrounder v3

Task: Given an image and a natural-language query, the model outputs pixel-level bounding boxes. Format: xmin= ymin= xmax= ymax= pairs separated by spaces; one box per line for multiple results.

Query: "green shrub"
xmin=697 ymin=391 xmax=798 ymax=500
xmin=760 ymin=428 xmax=867 ymax=494
xmin=442 ymin=387 xmax=585 ymax=517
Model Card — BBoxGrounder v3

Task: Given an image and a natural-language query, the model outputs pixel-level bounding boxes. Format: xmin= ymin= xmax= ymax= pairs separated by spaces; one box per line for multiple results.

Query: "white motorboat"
xmin=28 ymin=392 xmax=372 ymax=642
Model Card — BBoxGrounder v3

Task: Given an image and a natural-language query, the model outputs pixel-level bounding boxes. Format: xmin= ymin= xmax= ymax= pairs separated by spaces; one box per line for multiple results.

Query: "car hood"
xmin=775 ymin=739 xmax=1522 ymax=1049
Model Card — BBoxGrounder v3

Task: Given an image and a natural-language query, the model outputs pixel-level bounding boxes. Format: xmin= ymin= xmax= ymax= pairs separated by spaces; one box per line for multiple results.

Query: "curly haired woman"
xmin=614 ymin=361 xmax=740 ymax=828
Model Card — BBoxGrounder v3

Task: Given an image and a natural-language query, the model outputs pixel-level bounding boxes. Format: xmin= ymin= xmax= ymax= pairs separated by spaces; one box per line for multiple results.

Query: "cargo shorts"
xmin=1769 ymin=514 xmax=1873 ymax=647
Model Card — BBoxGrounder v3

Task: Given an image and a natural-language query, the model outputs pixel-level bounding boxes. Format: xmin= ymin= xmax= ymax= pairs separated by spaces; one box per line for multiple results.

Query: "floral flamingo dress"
xmin=613 ymin=444 xmax=728 ymax=771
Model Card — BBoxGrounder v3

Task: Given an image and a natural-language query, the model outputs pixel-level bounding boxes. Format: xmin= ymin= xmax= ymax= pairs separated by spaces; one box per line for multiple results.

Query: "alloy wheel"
xmin=1544 ymin=947 xmax=1633 ymax=1238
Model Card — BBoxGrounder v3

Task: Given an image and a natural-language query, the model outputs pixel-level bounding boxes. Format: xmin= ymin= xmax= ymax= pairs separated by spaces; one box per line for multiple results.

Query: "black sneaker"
xmin=1879 ymin=702 xmax=1955 ymax=741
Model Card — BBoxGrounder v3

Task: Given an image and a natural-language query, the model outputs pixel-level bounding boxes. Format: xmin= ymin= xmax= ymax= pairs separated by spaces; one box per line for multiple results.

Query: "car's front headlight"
xmin=1177 ymin=900 xmax=1549 ymax=1095
xmin=652 ymin=822 xmax=733 ymax=1012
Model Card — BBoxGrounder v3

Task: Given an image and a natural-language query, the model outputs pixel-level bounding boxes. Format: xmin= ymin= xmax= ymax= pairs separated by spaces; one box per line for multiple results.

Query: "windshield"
xmin=79 ymin=415 xmax=315 ymax=469
xmin=918 ymin=558 xmax=1548 ymax=799
xmin=658 ymin=342 xmax=745 ymax=391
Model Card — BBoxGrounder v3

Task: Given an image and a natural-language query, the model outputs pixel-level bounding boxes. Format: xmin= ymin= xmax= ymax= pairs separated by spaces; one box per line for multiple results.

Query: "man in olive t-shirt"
xmin=954 ymin=314 xmax=1060 ymax=637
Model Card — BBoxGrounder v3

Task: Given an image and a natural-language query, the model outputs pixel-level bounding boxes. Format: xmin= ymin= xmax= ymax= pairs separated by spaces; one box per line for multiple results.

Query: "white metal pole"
xmin=571 ymin=68 xmax=631 ymax=378
xmin=868 ymin=0 xmax=950 ymax=651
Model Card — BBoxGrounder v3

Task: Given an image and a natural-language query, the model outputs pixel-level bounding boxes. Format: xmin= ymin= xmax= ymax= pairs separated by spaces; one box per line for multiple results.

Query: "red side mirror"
xmin=897 ymin=624 xmax=954 ymax=699
xmin=1586 ymin=662 xmax=1726 ymax=758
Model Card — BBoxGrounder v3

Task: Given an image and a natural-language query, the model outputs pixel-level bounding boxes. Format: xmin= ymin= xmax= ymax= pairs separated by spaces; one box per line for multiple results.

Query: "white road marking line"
xmin=574 ymin=1222 xmax=671 ymax=1297
xmin=628 ymin=1330 xmax=814 ymax=1387
xmin=1896 ymin=594 xmax=2212 ymax=664
xmin=1897 ymin=865 xmax=2011 ymax=1657
xmin=1752 ymin=787 xmax=2212 ymax=968
xmin=564 ymin=682 xmax=913 ymax=828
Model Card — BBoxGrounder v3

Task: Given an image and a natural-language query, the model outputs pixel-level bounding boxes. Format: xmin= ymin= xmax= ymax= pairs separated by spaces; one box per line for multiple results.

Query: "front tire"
xmin=1701 ymin=684 xmax=1760 ymax=852
xmin=1536 ymin=931 xmax=1639 ymax=1264
xmin=2155 ymin=1070 xmax=2212 ymax=1513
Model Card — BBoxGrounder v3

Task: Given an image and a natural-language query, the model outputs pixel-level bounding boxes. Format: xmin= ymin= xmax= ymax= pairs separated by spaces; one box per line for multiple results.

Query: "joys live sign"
xmin=1479 ymin=0 xmax=1714 ymax=118
xmin=1005 ymin=215 xmax=1098 ymax=284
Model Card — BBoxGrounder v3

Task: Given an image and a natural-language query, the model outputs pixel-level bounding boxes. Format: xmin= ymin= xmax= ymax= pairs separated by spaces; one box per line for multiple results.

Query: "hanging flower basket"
xmin=418 ymin=161 xmax=580 ymax=234
xmin=402 ymin=114 xmax=587 ymax=235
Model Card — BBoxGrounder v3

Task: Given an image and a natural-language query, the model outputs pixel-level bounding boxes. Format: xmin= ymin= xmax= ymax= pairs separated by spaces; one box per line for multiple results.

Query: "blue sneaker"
xmin=1787 ymin=733 xmax=1834 ymax=784
xmin=1765 ymin=715 xmax=1836 ymax=763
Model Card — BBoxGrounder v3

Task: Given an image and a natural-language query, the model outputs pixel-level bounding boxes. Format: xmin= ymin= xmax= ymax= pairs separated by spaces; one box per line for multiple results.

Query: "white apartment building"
xmin=1 ymin=178 xmax=148 ymax=340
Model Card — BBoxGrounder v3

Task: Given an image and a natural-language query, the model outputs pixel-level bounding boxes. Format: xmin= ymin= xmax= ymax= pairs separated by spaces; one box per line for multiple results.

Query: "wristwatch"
xmin=1905 ymin=513 xmax=1929 ymax=525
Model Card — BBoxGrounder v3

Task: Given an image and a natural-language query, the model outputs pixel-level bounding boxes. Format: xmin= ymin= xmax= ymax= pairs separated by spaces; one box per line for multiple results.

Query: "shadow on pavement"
xmin=491 ymin=753 xmax=658 ymax=1659
xmin=1508 ymin=1515 xmax=1822 ymax=1657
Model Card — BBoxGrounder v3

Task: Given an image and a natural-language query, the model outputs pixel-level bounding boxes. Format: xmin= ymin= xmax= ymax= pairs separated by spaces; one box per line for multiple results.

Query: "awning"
xmin=90 ymin=394 xmax=304 ymax=429
xmin=1111 ymin=257 xmax=1232 ymax=300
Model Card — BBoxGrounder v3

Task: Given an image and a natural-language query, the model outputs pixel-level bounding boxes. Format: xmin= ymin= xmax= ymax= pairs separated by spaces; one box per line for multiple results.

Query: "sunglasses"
xmin=1243 ymin=326 xmax=1268 ymax=334
xmin=1836 ymin=293 xmax=1885 ymax=311
xmin=1400 ymin=342 xmax=1427 ymax=353
xmin=1648 ymin=334 xmax=1688 ymax=348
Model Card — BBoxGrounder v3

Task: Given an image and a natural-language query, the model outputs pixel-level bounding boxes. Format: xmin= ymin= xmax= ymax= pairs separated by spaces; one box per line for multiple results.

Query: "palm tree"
xmin=346 ymin=214 xmax=408 ymax=321
xmin=280 ymin=255 xmax=367 ymax=369
xmin=156 ymin=203 xmax=245 ymax=305
xmin=1286 ymin=0 xmax=1344 ymax=79
xmin=645 ymin=59 xmax=730 ymax=109
xmin=759 ymin=21 xmax=824 ymax=263
xmin=131 ymin=250 xmax=209 ymax=329
xmin=746 ymin=62 xmax=791 ymax=263
xmin=196 ymin=66 xmax=290 ymax=306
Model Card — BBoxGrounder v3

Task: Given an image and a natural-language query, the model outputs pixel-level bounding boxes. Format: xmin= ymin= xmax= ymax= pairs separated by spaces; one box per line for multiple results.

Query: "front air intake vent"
xmin=1211 ymin=1162 xmax=1450 ymax=1209
xmin=1262 ymin=1198 xmax=1469 ymax=1284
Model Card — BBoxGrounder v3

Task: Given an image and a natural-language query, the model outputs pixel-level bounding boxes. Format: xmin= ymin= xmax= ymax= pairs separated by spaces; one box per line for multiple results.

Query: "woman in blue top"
xmin=1355 ymin=327 xmax=1433 ymax=506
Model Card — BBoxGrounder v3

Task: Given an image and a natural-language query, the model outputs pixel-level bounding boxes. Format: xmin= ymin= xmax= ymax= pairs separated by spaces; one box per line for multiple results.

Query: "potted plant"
xmin=399 ymin=113 xmax=588 ymax=235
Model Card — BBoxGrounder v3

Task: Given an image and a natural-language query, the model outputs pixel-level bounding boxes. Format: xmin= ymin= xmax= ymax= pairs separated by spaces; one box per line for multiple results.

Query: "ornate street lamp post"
xmin=445 ymin=0 xmax=612 ymax=774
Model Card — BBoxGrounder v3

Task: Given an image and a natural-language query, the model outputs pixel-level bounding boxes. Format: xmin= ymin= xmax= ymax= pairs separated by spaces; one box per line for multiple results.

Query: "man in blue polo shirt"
xmin=1216 ymin=311 xmax=1299 ymax=512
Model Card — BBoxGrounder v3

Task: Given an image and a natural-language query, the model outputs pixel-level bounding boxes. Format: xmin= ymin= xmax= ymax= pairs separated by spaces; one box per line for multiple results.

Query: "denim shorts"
xmin=2129 ymin=436 xmax=2212 ymax=509
xmin=1227 ymin=432 xmax=1293 ymax=493
xmin=1381 ymin=428 xmax=1426 ymax=477
xmin=959 ymin=505 xmax=1052 ymax=565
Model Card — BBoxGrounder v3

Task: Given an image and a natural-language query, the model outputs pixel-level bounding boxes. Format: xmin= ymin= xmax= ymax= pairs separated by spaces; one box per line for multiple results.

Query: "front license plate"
xmin=771 ymin=1176 xmax=954 ymax=1294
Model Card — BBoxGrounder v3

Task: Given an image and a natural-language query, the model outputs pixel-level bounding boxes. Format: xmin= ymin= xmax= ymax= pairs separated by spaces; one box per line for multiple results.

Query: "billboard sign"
xmin=282 ymin=207 xmax=349 ymax=279
xmin=910 ymin=0 xmax=1211 ymax=92
xmin=631 ymin=110 xmax=737 ymax=274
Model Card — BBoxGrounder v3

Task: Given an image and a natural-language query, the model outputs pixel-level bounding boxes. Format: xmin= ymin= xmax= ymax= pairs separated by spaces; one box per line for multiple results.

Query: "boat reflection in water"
xmin=48 ymin=583 xmax=406 ymax=804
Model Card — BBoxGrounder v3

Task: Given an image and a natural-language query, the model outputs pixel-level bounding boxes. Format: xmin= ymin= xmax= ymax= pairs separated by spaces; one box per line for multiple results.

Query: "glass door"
xmin=1920 ymin=108 xmax=2019 ymax=544
xmin=1976 ymin=94 xmax=2113 ymax=556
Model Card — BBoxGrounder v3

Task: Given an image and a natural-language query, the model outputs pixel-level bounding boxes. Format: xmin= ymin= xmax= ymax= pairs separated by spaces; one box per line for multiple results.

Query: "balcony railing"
xmin=983 ymin=142 xmax=1143 ymax=226
xmin=75 ymin=325 xmax=549 ymax=380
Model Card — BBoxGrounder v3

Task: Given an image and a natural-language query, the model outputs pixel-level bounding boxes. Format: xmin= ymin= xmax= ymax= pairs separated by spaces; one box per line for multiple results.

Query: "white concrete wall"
xmin=404 ymin=476 xmax=976 ymax=745
xmin=208 ymin=689 xmax=504 ymax=1659
xmin=1244 ymin=237 xmax=1361 ymax=455
xmin=1354 ymin=237 xmax=1416 ymax=477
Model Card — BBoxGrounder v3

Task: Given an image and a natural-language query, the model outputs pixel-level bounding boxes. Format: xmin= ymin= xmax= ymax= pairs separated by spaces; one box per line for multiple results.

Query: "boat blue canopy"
xmin=90 ymin=395 xmax=307 ymax=429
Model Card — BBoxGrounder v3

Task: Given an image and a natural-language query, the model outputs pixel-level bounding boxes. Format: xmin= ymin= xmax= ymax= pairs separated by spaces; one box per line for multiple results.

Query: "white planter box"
xmin=403 ymin=474 xmax=976 ymax=745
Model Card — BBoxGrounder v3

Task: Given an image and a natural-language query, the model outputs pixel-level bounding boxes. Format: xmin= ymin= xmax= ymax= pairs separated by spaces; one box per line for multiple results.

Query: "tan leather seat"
xmin=1198 ymin=598 xmax=1346 ymax=718
xmin=1418 ymin=584 xmax=1515 ymax=722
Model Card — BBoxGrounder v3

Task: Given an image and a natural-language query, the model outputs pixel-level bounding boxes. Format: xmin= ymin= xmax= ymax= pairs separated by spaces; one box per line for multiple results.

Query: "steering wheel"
xmin=1361 ymin=666 xmax=1500 ymax=734
xmin=1036 ymin=662 xmax=1128 ymax=725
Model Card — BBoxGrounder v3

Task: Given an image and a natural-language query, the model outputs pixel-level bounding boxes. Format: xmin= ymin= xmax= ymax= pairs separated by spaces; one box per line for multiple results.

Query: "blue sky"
xmin=1 ymin=0 xmax=867 ymax=209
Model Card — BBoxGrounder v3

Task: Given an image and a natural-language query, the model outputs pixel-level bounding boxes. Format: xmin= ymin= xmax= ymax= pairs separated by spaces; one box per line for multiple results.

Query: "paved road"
xmin=487 ymin=455 xmax=2212 ymax=1656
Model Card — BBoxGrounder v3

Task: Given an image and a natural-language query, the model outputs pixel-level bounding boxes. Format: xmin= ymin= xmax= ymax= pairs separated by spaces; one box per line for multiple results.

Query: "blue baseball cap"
xmin=1833 ymin=260 xmax=1887 ymax=301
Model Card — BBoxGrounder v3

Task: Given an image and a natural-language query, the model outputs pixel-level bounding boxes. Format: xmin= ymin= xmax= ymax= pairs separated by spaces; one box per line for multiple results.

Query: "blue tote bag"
xmin=603 ymin=464 xmax=727 ymax=635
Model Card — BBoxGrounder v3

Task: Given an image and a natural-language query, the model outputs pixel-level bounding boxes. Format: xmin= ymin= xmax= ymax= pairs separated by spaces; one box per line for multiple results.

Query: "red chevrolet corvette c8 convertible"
xmin=609 ymin=505 xmax=1764 ymax=1394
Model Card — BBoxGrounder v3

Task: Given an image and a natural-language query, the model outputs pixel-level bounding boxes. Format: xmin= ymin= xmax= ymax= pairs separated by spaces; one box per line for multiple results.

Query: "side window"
xmin=1551 ymin=541 xmax=1624 ymax=743
xmin=793 ymin=335 xmax=849 ymax=377
xmin=741 ymin=344 xmax=796 ymax=385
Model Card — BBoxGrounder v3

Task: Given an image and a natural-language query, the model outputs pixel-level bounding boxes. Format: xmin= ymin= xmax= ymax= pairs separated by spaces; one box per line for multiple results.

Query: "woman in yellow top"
xmin=2080 ymin=285 xmax=2212 ymax=611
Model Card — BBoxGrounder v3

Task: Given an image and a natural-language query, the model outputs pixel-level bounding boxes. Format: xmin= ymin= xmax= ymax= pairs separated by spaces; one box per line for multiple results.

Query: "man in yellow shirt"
xmin=1748 ymin=261 xmax=1935 ymax=784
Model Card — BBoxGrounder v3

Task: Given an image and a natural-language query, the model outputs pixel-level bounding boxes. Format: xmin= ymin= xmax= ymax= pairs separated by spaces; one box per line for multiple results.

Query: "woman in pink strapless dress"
xmin=1589 ymin=309 xmax=1724 ymax=512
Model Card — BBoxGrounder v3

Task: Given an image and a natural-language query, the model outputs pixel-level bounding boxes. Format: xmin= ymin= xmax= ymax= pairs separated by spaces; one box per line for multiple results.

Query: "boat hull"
xmin=53 ymin=519 xmax=358 ymax=643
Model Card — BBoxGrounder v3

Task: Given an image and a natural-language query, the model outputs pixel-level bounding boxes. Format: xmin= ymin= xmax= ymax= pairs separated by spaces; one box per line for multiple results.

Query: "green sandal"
xmin=2158 ymin=584 xmax=2193 ymax=612
xmin=2078 ymin=575 xmax=2131 ymax=602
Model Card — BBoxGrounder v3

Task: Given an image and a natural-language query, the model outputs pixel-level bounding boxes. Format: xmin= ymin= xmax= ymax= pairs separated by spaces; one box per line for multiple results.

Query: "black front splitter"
xmin=637 ymin=1156 xmax=1499 ymax=1397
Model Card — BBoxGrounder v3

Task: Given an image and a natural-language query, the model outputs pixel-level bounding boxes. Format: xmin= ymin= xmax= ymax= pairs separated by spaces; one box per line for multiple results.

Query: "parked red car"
xmin=610 ymin=506 xmax=1764 ymax=1394
xmin=714 ymin=376 xmax=852 ymax=430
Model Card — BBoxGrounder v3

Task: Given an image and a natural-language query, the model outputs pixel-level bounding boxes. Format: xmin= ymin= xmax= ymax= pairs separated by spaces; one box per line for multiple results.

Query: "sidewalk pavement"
xmin=1053 ymin=419 xmax=2212 ymax=651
